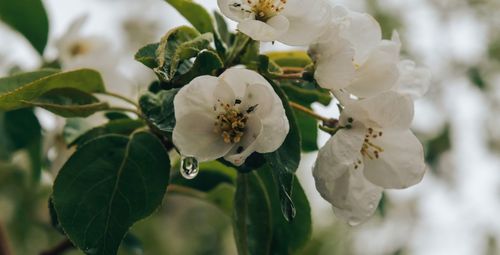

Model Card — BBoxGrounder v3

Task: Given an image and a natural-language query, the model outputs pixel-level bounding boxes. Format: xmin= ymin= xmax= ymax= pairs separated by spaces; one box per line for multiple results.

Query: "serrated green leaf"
xmin=0 ymin=0 xmax=49 ymax=55
xmin=169 ymin=33 xmax=213 ymax=78
xmin=172 ymin=50 xmax=224 ymax=86
xmin=257 ymin=167 xmax=312 ymax=254
xmin=22 ymin=88 xmax=109 ymax=117
xmin=53 ymin=132 xmax=170 ymax=255
xmin=139 ymin=89 xmax=178 ymax=135
xmin=233 ymin=172 xmax=272 ymax=255
xmin=69 ymin=119 xmax=145 ymax=148
xmin=0 ymin=69 xmax=105 ymax=111
xmin=164 ymin=0 xmax=215 ymax=34
xmin=134 ymin=43 xmax=159 ymax=69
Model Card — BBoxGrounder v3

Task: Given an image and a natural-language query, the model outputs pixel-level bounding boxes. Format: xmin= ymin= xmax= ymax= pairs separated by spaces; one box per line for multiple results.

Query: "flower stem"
xmin=282 ymin=67 xmax=304 ymax=73
xmin=275 ymin=73 xmax=303 ymax=80
xmin=40 ymin=239 xmax=74 ymax=255
xmin=289 ymin=101 xmax=330 ymax=122
xmin=97 ymin=91 xmax=139 ymax=108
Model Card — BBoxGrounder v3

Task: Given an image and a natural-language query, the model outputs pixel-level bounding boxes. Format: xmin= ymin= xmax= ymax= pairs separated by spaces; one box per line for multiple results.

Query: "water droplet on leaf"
xmin=180 ymin=156 xmax=199 ymax=179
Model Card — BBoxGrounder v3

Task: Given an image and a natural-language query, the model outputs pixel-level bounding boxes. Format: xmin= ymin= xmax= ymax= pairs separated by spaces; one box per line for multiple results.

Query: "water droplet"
xmin=348 ymin=218 xmax=361 ymax=226
xmin=280 ymin=186 xmax=296 ymax=222
xmin=180 ymin=156 xmax=199 ymax=179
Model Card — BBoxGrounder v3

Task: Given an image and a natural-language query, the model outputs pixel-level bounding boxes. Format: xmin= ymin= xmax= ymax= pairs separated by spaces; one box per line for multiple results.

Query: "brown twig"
xmin=40 ymin=239 xmax=74 ymax=255
xmin=289 ymin=101 xmax=331 ymax=122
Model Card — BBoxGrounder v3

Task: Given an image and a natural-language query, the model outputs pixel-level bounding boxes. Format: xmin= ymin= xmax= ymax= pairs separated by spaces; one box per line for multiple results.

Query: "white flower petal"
xmin=217 ymin=0 xmax=252 ymax=22
xmin=347 ymin=42 xmax=400 ymax=98
xmin=279 ymin=0 xmax=332 ymax=46
xmin=224 ymin=115 xmax=262 ymax=166
xmin=242 ymin=84 xmax=289 ymax=153
xmin=174 ymin=75 xmax=221 ymax=118
xmin=237 ymin=15 xmax=289 ymax=42
xmin=396 ymin=60 xmax=431 ymax=99
xmin=219 ymin=68 xmax=272 ymax=99
xmin=313 ymin=128 xmax=365 ymax=193
xmin=312 ymin=38 xmax=356 ymax=91
xmin=339 ymin=10 xmax=382 ymax=64
xmin=344 ymin=91 xmax=414 ymax=130
xmin=330 ymin=169 xmax=383 ymax=225
xmin=173 ymin=112 xmax=233 ymax=162
xmin=363 ymin=130 xmax=426 ymax=189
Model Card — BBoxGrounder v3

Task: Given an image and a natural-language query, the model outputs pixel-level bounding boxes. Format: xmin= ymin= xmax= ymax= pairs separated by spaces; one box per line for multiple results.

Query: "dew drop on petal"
xmin=180 ymin=156 xmax=199 ymax=180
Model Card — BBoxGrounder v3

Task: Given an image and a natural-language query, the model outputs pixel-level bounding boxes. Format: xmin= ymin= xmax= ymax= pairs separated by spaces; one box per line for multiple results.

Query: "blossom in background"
xmin=217 ymin=0 xmax=331 ymax=45
xmin=310 ymin=6 xmax=401 ymax=98
xmin=173 ymin=68 xmax=289 ymax=166
xmin=313 ymin=91 xmax=426 ymax=224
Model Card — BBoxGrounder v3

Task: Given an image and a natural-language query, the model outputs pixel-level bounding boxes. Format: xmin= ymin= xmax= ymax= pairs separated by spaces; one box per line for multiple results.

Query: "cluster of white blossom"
xmin=173 ymin=0 xmax=431 ymax=224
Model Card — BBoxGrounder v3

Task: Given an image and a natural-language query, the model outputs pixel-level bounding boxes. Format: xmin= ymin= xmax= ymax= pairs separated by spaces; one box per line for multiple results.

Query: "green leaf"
xmin=257 ymin=167 xmax=312 ymax=254
xmin=263 ymin=79 xmax=301 ymax=221
xmin=134 ymin=43 xmax=159 ymax=69
xmin=69 ymin=119 xmax=145 ymax=148
xmin=172 ymin=50 xmax=224 ymax=86
xmin=0 ymin=69 xmax=105 ymax=111
xmin=164 ymin=0 xmax=215 ymax=34
xmin=169 ymin=33 xmax=213 ymax=78
xmin=280 ymin=83 xmax=332 ymax=106
xmin=52 ymin=132 xmax=171 ymax=255
xmin=263 ymin=79 xmax=301 ymax=174
xmin=467 ymin=67 xmax=486 ymax=90
xmin=0 ymin=0 xmax=49 ymax=54
xmin=156 ymin=26 xmax=214 ymax=82
xmin=22 ymin=88 xmax=109 ymax=117
xmin=213 ymin=11 xmax=230 ymax=45
xmin=266 ymin=51 xmax=312 ymax=68
xmin=0 ymin=108 xmax=42 ymax=181
xmin=233 ymin=172 xmax=272 ymax=255
xmin=0 ymin=69 xmax=58 ymax=94
xmin=139 ymin=89 xmax=179 ymax=135
xmin=120 ymin=233 xmax=144 ymax=255
xmin=294 ymin=109 xmax=318 ymax=152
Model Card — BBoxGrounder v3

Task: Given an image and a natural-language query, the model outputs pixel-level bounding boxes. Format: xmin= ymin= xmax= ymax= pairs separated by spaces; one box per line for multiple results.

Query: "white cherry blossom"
xmin=394 ymin=59 xmax=432 ymax=99
xmin=313 ymin=91 xmax=426 ymax=224
xmin=310 ymin=6 xmax=401 ymax=98
xmin=173 ymin=68 xmax=289 ymax=166
xmin=217 ymin=0 xmax=331 ymax=45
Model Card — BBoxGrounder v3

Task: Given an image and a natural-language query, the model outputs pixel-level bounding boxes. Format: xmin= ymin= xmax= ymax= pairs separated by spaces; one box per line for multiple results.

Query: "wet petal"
xmin=174 ymin=75 xmax=220 ymax=118
xmin=363 ymin=130 xmax=426 ymax=189
xmin=173 ymin=112 xmax=233 ymax=162
xmin=395 ymin=60 xmax=431 ymax=99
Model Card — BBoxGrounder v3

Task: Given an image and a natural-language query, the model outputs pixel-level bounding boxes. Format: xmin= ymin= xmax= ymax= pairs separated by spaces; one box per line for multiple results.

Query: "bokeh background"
xmin=1 ymin=0 xmax=499 ymax=254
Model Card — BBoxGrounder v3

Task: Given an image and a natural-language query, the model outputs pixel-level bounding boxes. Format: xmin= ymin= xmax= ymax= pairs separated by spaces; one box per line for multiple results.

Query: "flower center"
xmin=230 ymin=0 xmax=287 ymax=21
xmin=213 ymin=99 xmax=258 ymax=144
xmin=353 ymin=128 xmax=384 ymax=169
xmin=69 ymin=42 xmax=90 ymax=57
xmin=361 ymin=127 xmax=384 ymax=160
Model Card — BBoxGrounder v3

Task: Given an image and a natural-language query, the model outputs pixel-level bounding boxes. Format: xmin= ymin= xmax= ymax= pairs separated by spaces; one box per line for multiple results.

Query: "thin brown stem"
xmin=289 ymin=101 xmax=330 ymax=122
xmin=282 ymin=67 xmax=304 ymax=73
xmin=274 ymin=72 xmax=303 ymax=80
xmin=97 ymin=91 xmax=139 ymax=108
xmin=40 ymin=239 xmax=74 ymax=255
xmin=0 ymin=222 xmax=12 ymax=255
